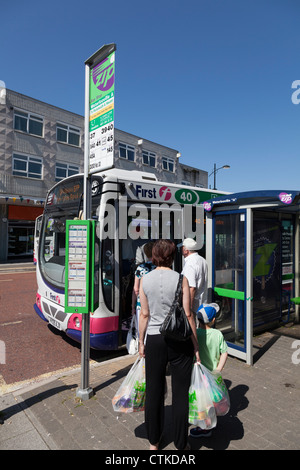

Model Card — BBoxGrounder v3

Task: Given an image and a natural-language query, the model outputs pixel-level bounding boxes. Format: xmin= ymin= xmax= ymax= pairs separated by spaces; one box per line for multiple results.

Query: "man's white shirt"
xmin=182 ymin=253 xmax=208 ymax=312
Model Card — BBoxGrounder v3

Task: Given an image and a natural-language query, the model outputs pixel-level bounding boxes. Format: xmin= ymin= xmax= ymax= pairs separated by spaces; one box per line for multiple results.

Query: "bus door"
xmin=118 ymin=201 xmax=185 ymax=337
xmin=150 ymin=203 xmax=185 ymax=272
xmin=97 ymin=197 xmax=120 ymax=342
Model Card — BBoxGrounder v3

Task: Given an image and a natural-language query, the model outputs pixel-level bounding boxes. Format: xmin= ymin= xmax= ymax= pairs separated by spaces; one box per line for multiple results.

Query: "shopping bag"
xmin=200 ymin=364 xmax=230 ymax=416
xmin=126 ymin=315 xmax=139 ymax=355
xmin=112 ymin=356 xmax=146 ymax=413
xmin=188 ymin=363 xmax=217 ymax=429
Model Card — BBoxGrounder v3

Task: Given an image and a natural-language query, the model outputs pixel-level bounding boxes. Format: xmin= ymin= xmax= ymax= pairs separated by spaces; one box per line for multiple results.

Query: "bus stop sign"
xmin=85 ymin=44 xmax=116 ymax=174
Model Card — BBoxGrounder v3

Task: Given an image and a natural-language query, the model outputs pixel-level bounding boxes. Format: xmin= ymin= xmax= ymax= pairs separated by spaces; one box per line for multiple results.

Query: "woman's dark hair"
xmin=152 ymin=239 xmax=176 ymax=267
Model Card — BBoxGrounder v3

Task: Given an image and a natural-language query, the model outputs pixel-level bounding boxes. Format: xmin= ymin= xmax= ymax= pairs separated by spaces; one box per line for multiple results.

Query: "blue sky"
xmin=1 ymin=0 xmax=300 ymax=192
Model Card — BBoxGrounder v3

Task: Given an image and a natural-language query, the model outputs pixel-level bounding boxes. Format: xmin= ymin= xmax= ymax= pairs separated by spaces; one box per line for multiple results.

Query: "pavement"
xmin=0 ymin=321 xmax=300 ymax=452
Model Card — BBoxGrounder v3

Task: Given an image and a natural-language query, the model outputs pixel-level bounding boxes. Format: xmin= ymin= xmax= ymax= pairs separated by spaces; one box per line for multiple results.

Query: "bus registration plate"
xmin=49 ymin=317 xmax=61 ymax=330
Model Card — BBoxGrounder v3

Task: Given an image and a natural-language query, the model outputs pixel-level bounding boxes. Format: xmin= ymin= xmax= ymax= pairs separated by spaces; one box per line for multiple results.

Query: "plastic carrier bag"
xmin=188 ymin=363 xmax=217 ymax=430
xmin=126 ymin=315 xmax=139 ymax=355
xmin=112 ymin=356 xmax=146 ymax=413
xmin=200 ymin=364 xmax=230 ymax=416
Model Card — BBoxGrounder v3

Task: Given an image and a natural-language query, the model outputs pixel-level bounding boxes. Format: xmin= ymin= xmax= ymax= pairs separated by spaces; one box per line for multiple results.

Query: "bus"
xmin=34 ymin=168 xmax=228 ymax=350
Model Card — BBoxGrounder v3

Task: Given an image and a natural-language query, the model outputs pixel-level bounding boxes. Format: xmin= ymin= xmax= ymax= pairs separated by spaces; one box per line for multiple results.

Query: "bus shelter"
xmin=204 ymin=190 xmax=300 ymax=365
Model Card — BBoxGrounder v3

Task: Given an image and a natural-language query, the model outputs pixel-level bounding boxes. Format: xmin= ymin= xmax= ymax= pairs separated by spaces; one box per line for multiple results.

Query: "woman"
xmin=139 ymin=239 xmax=200 ymax=451
xmin=131 ymin=241 xmax=156 ymax=334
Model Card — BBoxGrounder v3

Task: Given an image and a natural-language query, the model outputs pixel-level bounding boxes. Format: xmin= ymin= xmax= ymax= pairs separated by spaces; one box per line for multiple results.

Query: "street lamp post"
xmin=209 ymin=163 xmax=230 ymax=190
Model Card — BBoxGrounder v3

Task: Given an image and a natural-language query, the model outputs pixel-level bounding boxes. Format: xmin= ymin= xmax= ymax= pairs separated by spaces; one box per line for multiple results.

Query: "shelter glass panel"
xmin=213 ymin=212 xmax=246 ymax=350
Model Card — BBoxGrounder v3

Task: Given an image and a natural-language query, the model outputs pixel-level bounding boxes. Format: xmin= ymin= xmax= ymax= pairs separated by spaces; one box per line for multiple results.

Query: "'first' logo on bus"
xmin=159 ymin=186 xmax=172 ymax=201
xmin=135 ymin=185 xmax=173 ymax=201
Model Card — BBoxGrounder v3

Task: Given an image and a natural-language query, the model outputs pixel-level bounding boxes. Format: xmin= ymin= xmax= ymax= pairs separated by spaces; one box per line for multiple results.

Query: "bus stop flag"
xmin=77 ymin=44 xmax=116 ymax=401
xmin=87 ymin=45 xmax=116 ymax=173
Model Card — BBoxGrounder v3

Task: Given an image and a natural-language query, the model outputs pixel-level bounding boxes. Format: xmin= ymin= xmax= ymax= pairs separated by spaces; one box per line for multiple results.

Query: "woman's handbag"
xmin=159 ymin=274 xmax=192 ymax=341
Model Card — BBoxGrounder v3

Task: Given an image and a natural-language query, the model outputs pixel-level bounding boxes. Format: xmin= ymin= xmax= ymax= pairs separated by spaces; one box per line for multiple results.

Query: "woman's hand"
xmin=138 ymin=278 xmax=149 ymax=358
xmin=182 ymin=276 xmax=200 ymax=363
xmin=194 ymin=350 xmax=201 ymax=364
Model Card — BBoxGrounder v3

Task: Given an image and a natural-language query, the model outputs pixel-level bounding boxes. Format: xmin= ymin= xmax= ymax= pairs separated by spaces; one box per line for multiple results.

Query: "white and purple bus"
xmin=34 ymin=168 xmax=227 ymax=350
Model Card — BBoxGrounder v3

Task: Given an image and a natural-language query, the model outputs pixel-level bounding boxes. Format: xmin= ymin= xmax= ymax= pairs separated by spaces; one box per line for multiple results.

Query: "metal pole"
xmin=76 ymin=44 xmax=116 ymax=400
xmin=246 ymin=208 xmax=253 ymax=365
xmin=76 ymin=63 xmax=94 ymax=401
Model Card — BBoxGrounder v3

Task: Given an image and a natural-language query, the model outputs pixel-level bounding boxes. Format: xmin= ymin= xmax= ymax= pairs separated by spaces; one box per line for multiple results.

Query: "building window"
xmin=14 ymin=110 xmax=43 ymax=137
xmin=181 ymin=180 xmax=192 ymax=186
xmin=13 ymin=154 xmax=43 ymax=179
xmin=142 ymin=150 xmax=156 ymax=167
xmin=55 ymin=163 xmax=79 ymax=181
xmin=119 ymin=142 xmax=135 ymax=161
xmin=57 ymin=123 xmax=80 ymax=147
xmin=162 ymin=156 xmax=174 ymax=172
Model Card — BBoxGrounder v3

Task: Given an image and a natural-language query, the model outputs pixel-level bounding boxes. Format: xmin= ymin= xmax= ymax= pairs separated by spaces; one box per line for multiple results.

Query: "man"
xmin=180 ymin=238 xmax=208 ymax=316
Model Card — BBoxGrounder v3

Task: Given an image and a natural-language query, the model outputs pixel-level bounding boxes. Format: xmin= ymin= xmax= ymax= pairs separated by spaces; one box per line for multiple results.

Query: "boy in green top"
xmin=190 ymin=303 xmax=228 ymax=438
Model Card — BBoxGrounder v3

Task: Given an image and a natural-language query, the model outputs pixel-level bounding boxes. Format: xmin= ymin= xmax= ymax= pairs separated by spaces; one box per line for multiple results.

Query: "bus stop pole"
xmin=76 ymin=62 xmax=94 ymax=401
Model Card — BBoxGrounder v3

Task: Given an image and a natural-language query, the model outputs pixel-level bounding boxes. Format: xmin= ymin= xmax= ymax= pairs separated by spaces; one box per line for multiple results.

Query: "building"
xmin=0 ymin=85 xmax=208 ymax=262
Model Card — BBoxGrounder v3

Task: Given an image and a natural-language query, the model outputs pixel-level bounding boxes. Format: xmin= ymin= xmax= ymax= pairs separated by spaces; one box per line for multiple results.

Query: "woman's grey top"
xmin=142 ymin=269 xmax=180 ymax=335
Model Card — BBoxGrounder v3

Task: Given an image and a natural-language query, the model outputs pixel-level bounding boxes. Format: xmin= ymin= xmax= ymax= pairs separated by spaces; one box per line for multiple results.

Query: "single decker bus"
xmin=34 ymin=168 xmax=228 ymax=350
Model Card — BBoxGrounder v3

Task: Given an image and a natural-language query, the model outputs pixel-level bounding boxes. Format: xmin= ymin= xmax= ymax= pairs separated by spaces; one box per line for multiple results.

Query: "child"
xmin=189 ymin=303 xmax=228 ymax=438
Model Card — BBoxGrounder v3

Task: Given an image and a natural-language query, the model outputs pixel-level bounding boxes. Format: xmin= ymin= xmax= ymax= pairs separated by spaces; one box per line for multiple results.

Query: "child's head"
xmin=197 ymin=303 xmax=220 ymax=327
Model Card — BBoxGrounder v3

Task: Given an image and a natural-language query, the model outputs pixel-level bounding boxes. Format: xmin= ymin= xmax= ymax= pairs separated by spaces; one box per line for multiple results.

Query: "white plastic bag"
xmin=126 ymin=315 xmax=139 ymax=355
xmin=200 ymin=364 xmax=230 ymax=416
xmin=112 ymin=356 xmax=146 ymax=413
xmin=188 ymin=363 xmax=217 ymax=430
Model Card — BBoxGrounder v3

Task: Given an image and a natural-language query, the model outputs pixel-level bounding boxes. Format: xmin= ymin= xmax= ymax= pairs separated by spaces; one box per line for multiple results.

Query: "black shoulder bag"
xmin=159 ymin=274 xmax=192 ymax=341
